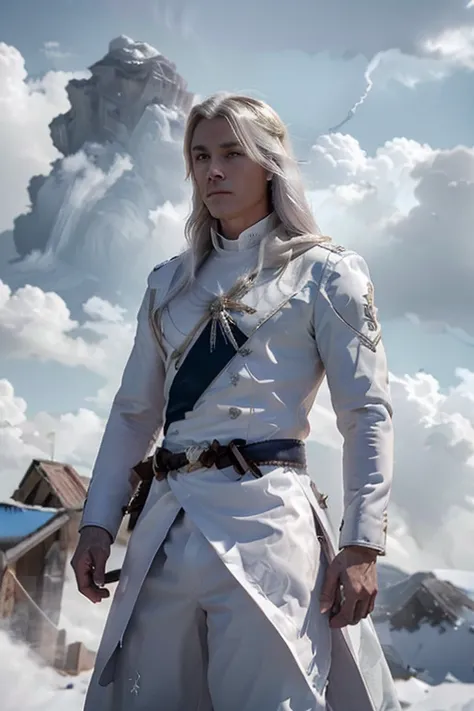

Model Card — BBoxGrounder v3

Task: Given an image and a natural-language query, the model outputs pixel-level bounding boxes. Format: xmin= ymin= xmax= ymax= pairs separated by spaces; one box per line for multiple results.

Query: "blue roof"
xmin=0 ymin=504 xmax=59 ymax=549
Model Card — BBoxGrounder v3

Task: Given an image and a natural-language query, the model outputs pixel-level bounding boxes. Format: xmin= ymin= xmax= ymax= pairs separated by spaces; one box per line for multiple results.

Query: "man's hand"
xmin=71 ymin=526 xmax=113 ymax=604
xmin=320 ymin=545 xmax=378 ymax=628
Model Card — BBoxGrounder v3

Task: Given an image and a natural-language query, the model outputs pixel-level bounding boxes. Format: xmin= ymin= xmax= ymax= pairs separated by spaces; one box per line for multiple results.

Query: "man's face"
xmin=190 ymin=117 xmax=269 ymax=224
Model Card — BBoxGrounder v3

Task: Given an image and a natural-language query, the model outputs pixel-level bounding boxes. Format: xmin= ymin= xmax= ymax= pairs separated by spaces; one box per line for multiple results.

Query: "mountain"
xmin=48 ymin=36 xmax=193 ymax=159
xmin=1 ymin=36 xmax=194 ymax=311
xmin=375 ymin=565 xmax=474 ymax=686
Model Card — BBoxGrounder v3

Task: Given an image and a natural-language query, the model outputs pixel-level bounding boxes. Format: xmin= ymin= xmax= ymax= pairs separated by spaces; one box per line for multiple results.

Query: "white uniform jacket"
xmin=80 ymin=218 xmax=400 ymax=711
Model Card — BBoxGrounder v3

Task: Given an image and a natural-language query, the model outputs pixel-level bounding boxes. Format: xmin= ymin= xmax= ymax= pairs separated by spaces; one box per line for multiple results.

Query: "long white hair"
xmin=166 ymin=93 xmax=330 ymax=300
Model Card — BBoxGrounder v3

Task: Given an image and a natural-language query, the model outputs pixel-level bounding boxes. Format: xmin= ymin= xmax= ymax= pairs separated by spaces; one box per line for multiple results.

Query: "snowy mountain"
xmin=1 ymin=36 xmax=194 ymax=311
xmin=48 ymin=36 xmax=193 ymax=159
xmin=375 ymin=564 xmax=474 ymax=687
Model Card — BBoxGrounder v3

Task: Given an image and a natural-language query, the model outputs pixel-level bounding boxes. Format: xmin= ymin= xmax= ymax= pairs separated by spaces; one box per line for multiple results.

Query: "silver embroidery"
xmin=229 ymin=373 xmax=240 ymax=386
xmin=321 ymin=242 xmax=346 ymax=255
xmin=363 ymin=282 xmax=379 ymax=333
xmin=130 ymin=672 xmax=141 ymax=696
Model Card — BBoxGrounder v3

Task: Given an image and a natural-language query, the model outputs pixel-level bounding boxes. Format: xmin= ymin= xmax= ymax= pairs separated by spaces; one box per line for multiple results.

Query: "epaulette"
xmin=152 ymin=254 xmax=179 ymax=272
xmin=317 ymin=241 xmax=347 ymax=255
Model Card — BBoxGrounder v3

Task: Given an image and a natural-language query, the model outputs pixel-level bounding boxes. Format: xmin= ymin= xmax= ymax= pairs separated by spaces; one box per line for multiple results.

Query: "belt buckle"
xmin=184 ymin=442 xmax=210 ymax=473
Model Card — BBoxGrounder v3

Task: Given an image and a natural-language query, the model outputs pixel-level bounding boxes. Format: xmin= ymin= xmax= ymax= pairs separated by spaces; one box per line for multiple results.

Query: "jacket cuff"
xmin=78 ymin=522 xmax=115 ymax=544
xmin=338 ymin=510 xmax=388 ymax=555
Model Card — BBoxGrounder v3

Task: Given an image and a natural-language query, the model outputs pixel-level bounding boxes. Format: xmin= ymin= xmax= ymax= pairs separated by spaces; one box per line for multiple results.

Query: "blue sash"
xmin=164 ymin=319 xmax=248 ymax=434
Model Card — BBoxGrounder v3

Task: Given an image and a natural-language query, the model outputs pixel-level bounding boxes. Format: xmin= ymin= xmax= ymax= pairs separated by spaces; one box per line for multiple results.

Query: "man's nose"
xmin=207 ymin=160 xmax=225 ymax=180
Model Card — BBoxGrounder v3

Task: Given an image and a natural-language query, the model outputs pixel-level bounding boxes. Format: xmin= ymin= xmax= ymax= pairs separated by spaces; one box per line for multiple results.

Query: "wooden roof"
xmin=15 ymin=460 xmax=87 ymax=510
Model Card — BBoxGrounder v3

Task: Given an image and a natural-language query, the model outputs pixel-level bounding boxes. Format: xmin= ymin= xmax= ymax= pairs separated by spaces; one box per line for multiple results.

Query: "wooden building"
xmin=12 ymin=459 xmax=88 ymax=551
xmin=0 ymin=459 xmax=95 ymax=674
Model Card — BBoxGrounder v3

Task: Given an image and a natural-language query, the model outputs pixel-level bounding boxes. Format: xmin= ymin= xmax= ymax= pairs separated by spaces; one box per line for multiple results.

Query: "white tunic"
xmin=80 ymin=214 xmax=400 ymax=711
xmin=160 ymin=212 xmax=321 ymax=447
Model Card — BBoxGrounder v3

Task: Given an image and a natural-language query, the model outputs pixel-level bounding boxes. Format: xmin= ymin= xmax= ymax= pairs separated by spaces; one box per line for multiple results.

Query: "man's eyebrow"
xmin=191 ymin=141 xmax=241 ymax=152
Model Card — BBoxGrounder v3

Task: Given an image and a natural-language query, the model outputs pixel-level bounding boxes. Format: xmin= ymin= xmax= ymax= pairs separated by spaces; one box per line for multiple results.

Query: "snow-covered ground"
xmin=1 ymin=547 xmax=473 ymax=710
xmin=0 ymin=631 xmax=91 ymax=711
xmin=2 ymin=637 xmax=473 ymax=711
xmin=1 ymin=544 xmax=125 ymax=711
xmin=396 ymin=678 xmax=474 ymax=710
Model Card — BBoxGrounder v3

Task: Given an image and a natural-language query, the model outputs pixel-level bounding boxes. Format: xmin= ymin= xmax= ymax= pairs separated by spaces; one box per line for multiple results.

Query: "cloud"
xmin=405 ymin=314 xmax=474 ymax=349
xmin=1 ymin=148 xmax=188 ymax=312
xmin=151 ymin=0 xmax=474 ymax=59
xmin=0 ymin=379 xmax=105 ymax=499
xmin=307 ymin=133 xmax=433 ymax=191
xmin=306 ymin=134 xmax=474 ymax=335
xmin=369 ymin=49 xmax=453 ymax=89
xmin=82 ymin=297 xmax=127 ymax=323
xmin=8 ymin=148 xmax=133 ymax=268
xmin=371 ymin=146 xmax=474 ymax=331
xmin=148 ymin=1 xmax=474 ymax=131
xmin=307 ymin=369 xmax=474 ymax=572
xmin=423 ymin=24 xmax=474 ymax=69
xmin=325 ymin=49 xmax=455 ymax=132
xmin=0 ymin=280 xmax=135 ymax=398
xmin=40 ymin=41 xmax=73 ymax=63
xmin=0 ymin=42 xmax=87 ymax=233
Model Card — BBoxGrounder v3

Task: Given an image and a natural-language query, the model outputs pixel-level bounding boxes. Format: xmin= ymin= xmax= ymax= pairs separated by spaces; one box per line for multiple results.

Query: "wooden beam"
xmin=14 ymin=465 xmax=40 ymax=503
xmin=5 ymin=513 xmax=70 ymax=566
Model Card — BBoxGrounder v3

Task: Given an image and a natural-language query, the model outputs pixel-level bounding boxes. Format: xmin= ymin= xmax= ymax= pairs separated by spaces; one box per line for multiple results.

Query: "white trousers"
xmin=109 ymin=509 xmax=327 ymax=711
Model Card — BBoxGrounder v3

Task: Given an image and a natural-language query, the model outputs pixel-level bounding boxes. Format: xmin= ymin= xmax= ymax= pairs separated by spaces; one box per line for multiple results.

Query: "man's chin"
xmin=206 ymin=206 xmax=235 ymax=220
xmin=205 ymin=196 xmax=236 ymax=218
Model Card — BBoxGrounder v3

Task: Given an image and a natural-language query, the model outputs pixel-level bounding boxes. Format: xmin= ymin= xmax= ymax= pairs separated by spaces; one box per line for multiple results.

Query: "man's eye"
xmin=227 ymin=151 xmax=242 ymax=158
xmin=195 ymin=153 xmax=208 ymax=161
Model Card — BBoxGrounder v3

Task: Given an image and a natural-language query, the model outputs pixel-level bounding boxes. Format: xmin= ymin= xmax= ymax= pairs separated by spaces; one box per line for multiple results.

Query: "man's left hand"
xmin=319 ymin=545 xmax=378 ymax=628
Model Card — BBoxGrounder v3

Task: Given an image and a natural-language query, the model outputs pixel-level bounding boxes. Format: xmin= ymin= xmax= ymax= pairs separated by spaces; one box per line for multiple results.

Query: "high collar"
xmin=210 ymin=213 xmax=279 ymax=254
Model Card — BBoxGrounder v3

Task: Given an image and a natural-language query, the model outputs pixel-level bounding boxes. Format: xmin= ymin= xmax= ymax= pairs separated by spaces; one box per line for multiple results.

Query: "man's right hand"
xmin=71 ymin=526 xmax=113 ymax=603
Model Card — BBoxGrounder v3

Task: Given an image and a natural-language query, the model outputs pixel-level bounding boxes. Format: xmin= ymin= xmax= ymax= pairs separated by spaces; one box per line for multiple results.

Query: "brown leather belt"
xmin=124 ymin=438 xmax=306 ymax=527
xmin=135 ymin=437 xmax=306 ymax=480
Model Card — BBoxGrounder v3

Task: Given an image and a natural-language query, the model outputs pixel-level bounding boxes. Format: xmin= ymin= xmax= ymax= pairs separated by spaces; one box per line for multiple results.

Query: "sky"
xmin=0 ymin=0 xmax=474 ymax=578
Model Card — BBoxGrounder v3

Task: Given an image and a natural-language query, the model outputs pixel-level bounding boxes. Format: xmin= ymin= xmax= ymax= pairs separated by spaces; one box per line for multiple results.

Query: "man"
xmin=72 ymin=93 xmax=401 ymax=710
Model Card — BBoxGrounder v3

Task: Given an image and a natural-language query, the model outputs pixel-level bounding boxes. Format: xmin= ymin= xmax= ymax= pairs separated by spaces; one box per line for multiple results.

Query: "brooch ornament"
xmin=209 ymin=294 xmax=256 ymax=351
xmin=171 ymin=272 xmax=258 ymax=367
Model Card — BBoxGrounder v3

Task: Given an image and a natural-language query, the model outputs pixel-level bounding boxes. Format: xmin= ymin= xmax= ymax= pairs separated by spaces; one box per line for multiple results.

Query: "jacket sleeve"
xmin=79 ymin=285 xmax=165 ymax=541
xmin=313 ymin=250 xmax=393 ymax=555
